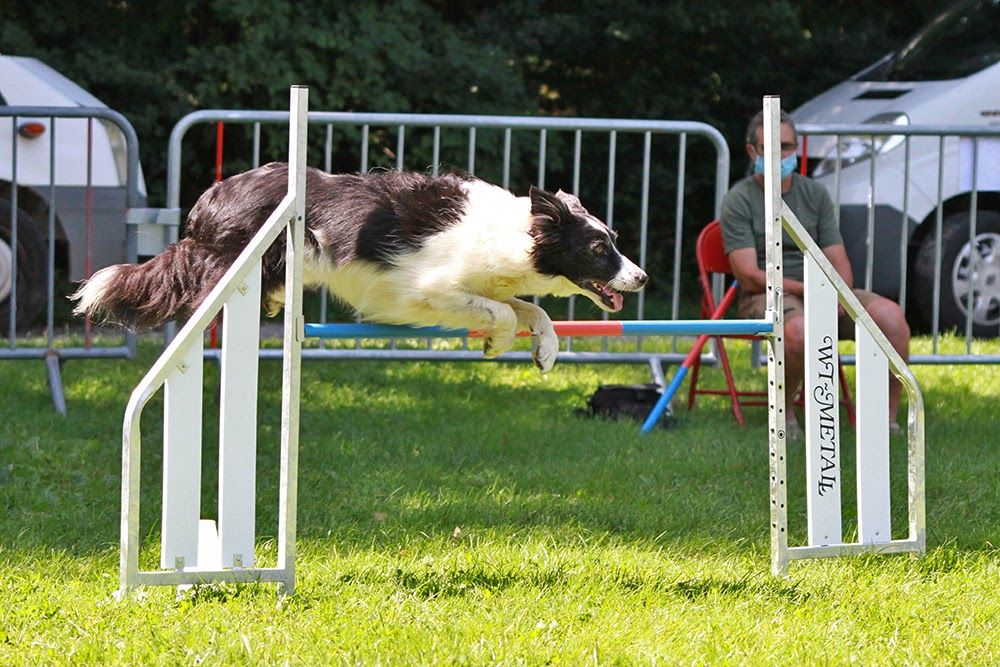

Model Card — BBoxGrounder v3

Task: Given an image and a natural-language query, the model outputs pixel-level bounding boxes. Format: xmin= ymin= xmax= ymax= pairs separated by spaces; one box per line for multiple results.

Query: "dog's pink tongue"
xmin=611 ymin=291 xmax=624 ymax=311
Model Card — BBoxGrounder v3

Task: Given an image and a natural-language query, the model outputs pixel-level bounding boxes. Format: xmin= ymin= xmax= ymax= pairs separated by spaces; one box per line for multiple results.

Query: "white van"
xmin=792 ymin=0 xmax=999 ymax=335
xmin=0 ymin=55 xmax=147 ymax=330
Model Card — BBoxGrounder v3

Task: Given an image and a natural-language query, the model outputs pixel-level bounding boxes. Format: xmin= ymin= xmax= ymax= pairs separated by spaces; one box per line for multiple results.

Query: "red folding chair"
xmin=686 ymin=220 xmax=856 ymax=426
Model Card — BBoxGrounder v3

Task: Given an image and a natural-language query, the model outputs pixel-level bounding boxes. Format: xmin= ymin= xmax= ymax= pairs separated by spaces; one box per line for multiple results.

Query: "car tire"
xmin=0 ymin=198 xmax=48 ymax=334
xmin=913 ymin=210 xmax=1000 ymax=337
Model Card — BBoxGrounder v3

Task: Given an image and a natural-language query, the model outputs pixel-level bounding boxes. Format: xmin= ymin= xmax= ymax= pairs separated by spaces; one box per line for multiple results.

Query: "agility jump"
xmin=116 ymin=89 xmax=925 ymax=597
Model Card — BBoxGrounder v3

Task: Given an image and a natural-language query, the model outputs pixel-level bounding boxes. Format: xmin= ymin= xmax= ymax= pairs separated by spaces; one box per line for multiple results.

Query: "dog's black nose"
xmin=635 ymin=272 xmax=648 ymax=288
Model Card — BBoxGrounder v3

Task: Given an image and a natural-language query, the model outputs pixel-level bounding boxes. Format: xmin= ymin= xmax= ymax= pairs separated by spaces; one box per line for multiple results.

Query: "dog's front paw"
xmin=532 ymin=328 xmax=559 ymax=373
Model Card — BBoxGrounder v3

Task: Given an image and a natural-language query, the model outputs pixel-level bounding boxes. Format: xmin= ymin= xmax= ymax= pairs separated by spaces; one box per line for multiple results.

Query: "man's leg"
xmin=858 ymin=292 xmax=911 ymax=423
xmin=783 ymin=314 xmax=806 ymax=434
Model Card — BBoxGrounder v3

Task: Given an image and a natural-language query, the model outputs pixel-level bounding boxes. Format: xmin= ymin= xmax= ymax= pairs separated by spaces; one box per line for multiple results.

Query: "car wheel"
xmin=0 ymin=198 xmax=48 ymax=334
xmin=913 ymin=210 xmax=1000 ymax=337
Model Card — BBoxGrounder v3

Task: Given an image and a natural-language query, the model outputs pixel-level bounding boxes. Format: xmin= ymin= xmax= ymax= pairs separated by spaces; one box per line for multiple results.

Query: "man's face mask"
xmin=754 ymin=153 xmax=798 ymax=178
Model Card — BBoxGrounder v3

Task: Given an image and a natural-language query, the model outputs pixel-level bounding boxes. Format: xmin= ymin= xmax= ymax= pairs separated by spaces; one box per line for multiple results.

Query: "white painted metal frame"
xmin=804 ymin=254 xmax=842 ymax=546
xmin=764 ymin=97 xmax=926 ymax=575
xmin=117 ymin=85 xmax=308 ymax=597
xmin=764 ymin=96 xmax=790 ymax=577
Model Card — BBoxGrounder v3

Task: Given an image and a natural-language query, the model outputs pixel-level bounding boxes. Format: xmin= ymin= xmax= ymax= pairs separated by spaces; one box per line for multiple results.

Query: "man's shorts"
xmin=735 ymin=288 xmax=883 ymax=340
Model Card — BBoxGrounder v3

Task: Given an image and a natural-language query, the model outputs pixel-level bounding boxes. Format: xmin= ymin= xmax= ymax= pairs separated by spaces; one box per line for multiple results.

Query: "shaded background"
xmin=1 ymin=0 xmax=950 ymax=303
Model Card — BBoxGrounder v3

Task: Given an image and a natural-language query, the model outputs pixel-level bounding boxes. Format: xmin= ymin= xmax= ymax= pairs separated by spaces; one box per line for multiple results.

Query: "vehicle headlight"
xmin=99 ymin=119 xmax=147 ymax=196
xmin=812 ymin=112 xmax=909 ymax=178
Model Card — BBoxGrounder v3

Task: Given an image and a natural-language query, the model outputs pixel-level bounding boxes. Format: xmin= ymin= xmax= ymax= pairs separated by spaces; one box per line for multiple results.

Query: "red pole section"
xmin=800 ymin=135 xmax=809 ymax=176
xmin=551 ymin=320 xmax=625 ymax=337
xmin=215 ymin=122 xmax=225 ymax=182
xmin=467 ymin=321 xmax=625 ymax=338
xmin=211 ymin=121 xmax=225 ymax=348
xmin=677 ymin=282 xmax=740 ymax=367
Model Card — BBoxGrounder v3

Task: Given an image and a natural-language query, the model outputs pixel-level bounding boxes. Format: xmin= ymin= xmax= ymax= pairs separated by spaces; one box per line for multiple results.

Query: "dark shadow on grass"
xmin=607 ymin=566 xmax=812 ymax=603
xmin=667 ymin=575 xmax=812 ymax=603
xmin=388 ymin=562 xmax=568 ymax=599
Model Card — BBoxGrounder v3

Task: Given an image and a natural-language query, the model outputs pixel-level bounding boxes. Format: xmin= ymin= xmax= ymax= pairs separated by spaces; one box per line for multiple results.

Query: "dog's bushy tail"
xmin=71 ymin=239 xmax=224 ymax=330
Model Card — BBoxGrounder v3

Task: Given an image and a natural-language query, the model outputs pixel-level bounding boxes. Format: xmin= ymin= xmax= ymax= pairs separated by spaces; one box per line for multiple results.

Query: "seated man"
xmin=720 ymin=109 xmax=910 ymax=436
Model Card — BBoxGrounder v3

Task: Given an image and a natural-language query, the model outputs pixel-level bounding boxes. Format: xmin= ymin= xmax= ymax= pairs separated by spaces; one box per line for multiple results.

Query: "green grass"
xmin=1 ymin=334 xmax=998 ymax=664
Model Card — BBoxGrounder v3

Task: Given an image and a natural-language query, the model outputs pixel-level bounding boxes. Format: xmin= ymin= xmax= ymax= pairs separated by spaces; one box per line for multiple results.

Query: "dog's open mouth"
xmin=582 ymin=280 xmax=624 ymax=311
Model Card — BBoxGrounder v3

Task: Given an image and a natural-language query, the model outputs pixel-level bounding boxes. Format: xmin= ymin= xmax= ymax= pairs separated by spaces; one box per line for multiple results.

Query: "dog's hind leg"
xmin=263 ymin=287 xmax=285 ymax=317
xmin=506 ymin=298 xmax=559 ymax=373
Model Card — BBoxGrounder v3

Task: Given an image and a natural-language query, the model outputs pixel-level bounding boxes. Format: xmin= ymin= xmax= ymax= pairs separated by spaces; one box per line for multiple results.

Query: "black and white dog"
xmin=73 ymin=163 xmax=647 ymax=371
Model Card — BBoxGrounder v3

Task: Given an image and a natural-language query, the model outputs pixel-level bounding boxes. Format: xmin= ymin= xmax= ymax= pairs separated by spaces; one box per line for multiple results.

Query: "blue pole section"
xmin=618 ymin=319 xmax=772 ymax=336
xmin=304 ymin=323 xmax=470 ymax=339
xmin=641 ymin=366 xmax=688 ymax=432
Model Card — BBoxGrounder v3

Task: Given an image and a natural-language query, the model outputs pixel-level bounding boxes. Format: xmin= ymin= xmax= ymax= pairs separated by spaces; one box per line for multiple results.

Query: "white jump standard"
xmin=118 ymin=86 xmax=307 ymax=595
xmin=115 ymin=91 xmax=926 ymax=597
xmin=761 ymin=95 xmax=925 ymax=575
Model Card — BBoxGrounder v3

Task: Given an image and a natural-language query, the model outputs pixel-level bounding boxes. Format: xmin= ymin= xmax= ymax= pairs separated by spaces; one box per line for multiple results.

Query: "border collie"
xmin=72 ymin=163 xmax=647 ymax=372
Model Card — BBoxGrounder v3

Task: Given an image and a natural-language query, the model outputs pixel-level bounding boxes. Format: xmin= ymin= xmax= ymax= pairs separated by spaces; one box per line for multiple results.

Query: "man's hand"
xmin=727 ymin=247 xmax=767 ymax=294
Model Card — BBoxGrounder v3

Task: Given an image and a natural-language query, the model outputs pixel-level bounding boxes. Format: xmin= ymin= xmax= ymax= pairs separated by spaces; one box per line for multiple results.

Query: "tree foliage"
xmin=2 ymin=0 xmax=948 ymax=289
xmin=2 ymin=1 xmax=533 ymax=202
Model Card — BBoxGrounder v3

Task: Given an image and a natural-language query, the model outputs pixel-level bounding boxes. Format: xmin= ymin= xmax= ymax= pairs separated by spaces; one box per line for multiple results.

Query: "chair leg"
xmin=715 ymin=337 xmax=747 ymax=427
xmin=687 ymin=345 xmax=703 ymax=411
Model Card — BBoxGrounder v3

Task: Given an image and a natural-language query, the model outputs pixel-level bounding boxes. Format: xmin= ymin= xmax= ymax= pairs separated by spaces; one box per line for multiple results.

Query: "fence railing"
xmin=0 ymin=106 xmax=145 ymax=413
xmin=798 ymin=123 xmax=1000 ymax=363
xmin=165 ymin=110 xmax=731 ymax=376
xmin=6 ymin=109 xmax=999 ymax=418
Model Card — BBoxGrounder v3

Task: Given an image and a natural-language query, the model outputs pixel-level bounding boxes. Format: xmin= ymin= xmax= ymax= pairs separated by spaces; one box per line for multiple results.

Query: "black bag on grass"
xmin=578 ymin=383 xmax=675 ymax=428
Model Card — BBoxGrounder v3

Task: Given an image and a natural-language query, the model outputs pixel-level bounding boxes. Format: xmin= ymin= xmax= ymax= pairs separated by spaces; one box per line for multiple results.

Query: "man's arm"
xmin=728 ymin=247 xmax=805 ymax=297
xmin=729 ymin=243 xmax=853 ymax=298
xmin=821 ymin=243 xmax=854 ymax=288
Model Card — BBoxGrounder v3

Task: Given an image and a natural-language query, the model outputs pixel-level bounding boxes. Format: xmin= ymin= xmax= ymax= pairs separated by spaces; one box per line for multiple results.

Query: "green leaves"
xmin=2 ymin=1 xmax=943 ymax=293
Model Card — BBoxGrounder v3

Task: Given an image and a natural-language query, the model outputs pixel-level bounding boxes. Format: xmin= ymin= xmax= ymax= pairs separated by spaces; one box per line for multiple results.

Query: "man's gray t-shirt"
xmin=720 ymin=174 xmax=842 ymax=282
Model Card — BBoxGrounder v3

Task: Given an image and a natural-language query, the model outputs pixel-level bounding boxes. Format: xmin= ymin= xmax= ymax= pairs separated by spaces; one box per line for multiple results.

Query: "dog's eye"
xmin=591 ymin=239 xmax=609 ymax=254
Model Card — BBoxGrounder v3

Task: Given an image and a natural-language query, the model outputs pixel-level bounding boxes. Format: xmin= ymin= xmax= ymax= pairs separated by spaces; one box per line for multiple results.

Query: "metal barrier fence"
xmin=166 ymin=110 xmax=731 ymax=378
xmin=6 ymin=108 xmax=999 ymax=417
xmin=798 ymin=123 xmax=1000 ymax=363
xmin=168 ymin=112 xmax=1000 ymax=369
xmin=0 ymin=106 xmax=146 ymax=413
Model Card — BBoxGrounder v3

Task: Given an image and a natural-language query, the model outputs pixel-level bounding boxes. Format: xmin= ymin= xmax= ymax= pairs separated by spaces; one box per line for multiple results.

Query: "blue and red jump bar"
xmin=304 ymin=318 xmax=772 ymax=340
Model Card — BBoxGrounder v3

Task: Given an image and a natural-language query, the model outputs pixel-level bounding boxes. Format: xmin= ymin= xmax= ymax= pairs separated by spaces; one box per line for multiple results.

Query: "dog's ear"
xmin=554 ymin=189 xmax=586 ymax=212
xmin=554 ymin=189 xmax=577 ymax=201
xmin=529 ymin=185 xmax=567 ymax=224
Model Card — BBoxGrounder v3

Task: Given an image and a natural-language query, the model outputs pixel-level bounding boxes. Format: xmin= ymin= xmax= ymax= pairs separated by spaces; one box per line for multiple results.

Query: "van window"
xmin=859 ymin=0 xmax=1000 ymax=82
